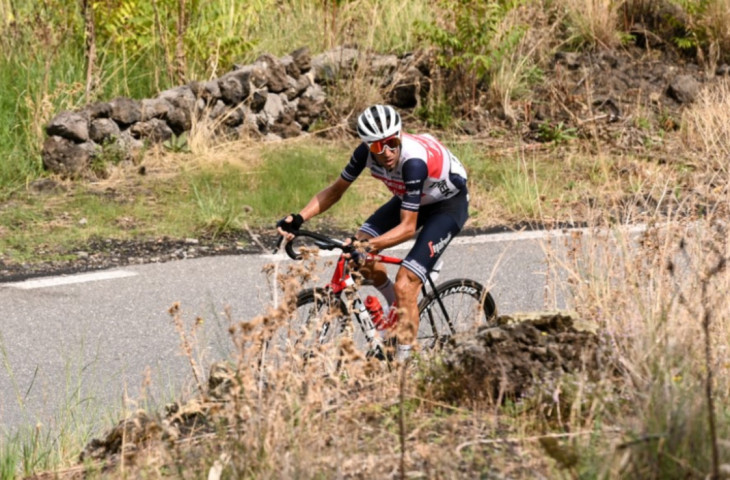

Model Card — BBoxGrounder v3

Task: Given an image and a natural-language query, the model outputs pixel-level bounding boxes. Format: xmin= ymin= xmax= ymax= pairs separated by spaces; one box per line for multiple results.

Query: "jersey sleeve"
xmin=340 ymin=143 xmax=370 ymax=182
xmin=400 ymin=158 xmax=428 ymax=211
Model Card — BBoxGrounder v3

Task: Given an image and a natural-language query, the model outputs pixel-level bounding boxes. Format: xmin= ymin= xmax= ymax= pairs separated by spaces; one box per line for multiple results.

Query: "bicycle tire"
xmin=292 ymin=288 xmax=348 ymax=347
xmin=417 ymin=278 xmax=497 ymax=350
xmin=261 ymin=288 xmax=349 ymax=370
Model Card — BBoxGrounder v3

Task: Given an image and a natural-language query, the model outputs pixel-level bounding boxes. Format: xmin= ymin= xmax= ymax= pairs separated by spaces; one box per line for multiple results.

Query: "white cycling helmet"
xmin=356 ymin=105 xmax=401 ymax=143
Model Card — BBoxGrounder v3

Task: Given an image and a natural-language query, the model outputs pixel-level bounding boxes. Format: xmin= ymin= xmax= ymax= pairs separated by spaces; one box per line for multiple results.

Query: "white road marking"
xmin=261 ymin=224 xmax=649 ymax=260
xmin=2 ymin=270 xmax=138 ymax=290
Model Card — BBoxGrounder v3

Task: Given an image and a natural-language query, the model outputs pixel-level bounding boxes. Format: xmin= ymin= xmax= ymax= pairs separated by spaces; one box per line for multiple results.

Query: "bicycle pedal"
xmin=366 ymin=346 xmax=388 ymax=362
xmin=366 ymin=342 xmax=396 ymax=362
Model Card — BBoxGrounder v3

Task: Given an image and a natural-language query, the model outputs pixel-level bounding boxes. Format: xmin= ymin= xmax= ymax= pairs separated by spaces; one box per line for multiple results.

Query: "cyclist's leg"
xmin=396 ymin=190 xmax=469 ymax=357
xmin=357 ymin=196 xmax=401 ymax=303
xmin=392 ymin=266 xmax=422 ymax=360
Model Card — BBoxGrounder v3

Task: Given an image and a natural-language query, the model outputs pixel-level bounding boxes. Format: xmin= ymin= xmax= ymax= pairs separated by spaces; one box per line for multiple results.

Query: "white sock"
xmin=375 ymin=278 xmax=396 ymax=306
xmin=396 ymin=344 xmax=412 ymax=362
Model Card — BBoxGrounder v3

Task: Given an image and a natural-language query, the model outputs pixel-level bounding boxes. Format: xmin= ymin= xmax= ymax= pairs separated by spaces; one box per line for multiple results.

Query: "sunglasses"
xmin=368 ymin=136 xmax=401 ymax=155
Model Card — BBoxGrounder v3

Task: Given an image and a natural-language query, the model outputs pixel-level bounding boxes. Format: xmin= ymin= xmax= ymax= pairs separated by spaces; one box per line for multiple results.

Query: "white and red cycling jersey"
xmin=341 ymin=133 xmax=467 ymax=212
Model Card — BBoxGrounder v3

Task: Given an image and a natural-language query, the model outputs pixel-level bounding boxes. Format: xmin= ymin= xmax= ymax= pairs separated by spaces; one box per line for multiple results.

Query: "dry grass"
xmin=486 ymin=3 xmax=556 ymax=119
xmin=45 ymin=190 xmax=727 ymax=479
xmin=9 ymin=2 xmax=730 ymax=477
xmin=561 ymin=0 xmax=623 ymax=49
xmin=681 ymin=78 xmax=730 ymax=172
xmin=542 ymin=194 xmax=730 ymax=477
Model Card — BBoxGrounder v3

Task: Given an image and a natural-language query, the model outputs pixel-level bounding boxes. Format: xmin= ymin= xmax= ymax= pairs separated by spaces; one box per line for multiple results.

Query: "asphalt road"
xmin=0 ymin=228 xmax=577 ymax=435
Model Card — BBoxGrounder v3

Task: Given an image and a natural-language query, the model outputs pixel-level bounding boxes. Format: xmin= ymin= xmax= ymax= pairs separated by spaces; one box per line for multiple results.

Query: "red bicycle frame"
xmin=326 ymin=253 xmax=403 ymax=294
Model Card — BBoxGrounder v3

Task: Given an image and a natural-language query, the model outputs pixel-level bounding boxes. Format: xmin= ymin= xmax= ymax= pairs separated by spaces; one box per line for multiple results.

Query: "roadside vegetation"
xmin=2 ymin=0 xmax=730 ymax=478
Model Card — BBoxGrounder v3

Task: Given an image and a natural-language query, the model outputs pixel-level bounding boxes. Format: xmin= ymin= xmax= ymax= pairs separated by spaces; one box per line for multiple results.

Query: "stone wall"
xmin=42 ymin=46 xmax=432 ymax=179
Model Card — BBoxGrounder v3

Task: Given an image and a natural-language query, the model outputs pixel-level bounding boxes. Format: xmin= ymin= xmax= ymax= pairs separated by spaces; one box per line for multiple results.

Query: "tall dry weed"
xmin=561 ymin=0 xmax=623 ymax=49
xmin=681 ymin=78 xmax=730 ymax=171
xmin=548 ymin=198 xmax=730 ymax=477
xmin=486 ymin=4 xmax=555 ymax=121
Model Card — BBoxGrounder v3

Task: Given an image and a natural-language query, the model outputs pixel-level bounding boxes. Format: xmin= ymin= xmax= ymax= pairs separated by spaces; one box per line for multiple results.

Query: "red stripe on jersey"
xmin=404 ymin=133 xmax=445 ymax=178
xmin=371 ymin=173 xmax=406 ymax=196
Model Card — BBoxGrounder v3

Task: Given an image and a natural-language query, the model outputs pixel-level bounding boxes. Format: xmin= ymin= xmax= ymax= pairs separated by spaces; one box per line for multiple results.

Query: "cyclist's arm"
xmin=368 ymin=209 xmax=418 ymax=252
xmin=299 ymin=177 xmax=352 ymax=221
xmin=368 ymin=158 xmax=425 ymax=251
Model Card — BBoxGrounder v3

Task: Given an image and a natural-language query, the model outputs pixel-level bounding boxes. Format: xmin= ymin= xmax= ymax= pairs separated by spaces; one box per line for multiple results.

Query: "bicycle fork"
xmin=351 ymin=296 xmax=385 ymax=349
xmin=331 ymin=266 xmax=385 ymax=355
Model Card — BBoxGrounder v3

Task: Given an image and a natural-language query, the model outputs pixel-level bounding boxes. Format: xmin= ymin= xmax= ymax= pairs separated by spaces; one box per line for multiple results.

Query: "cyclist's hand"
xmin=344 ymin=237 xmax=371 ymax=266
xmin=276 ymin=213 xmax=304 ymax=240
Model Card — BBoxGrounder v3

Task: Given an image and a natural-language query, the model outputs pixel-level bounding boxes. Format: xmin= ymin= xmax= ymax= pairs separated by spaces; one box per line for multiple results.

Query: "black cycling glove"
xmin=346 ymin=237 xmax=371 ymax=265
xmin=276 ymin=213 xmax=304 ymax=233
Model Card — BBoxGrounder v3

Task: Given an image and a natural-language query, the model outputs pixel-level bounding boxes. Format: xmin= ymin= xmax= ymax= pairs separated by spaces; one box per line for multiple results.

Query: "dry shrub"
xmin=681 ymin=78 xmax=730 ymax=171
xmin=156 ymin=252 xmax=482 ymax=478
xmin=561 ymin=0 xmax=623 ymax=49
xmin=549 ymin=198 xmax=730 ymax=477
xmin=701 ymin=0 xmax=730 ymax=64
xmin=97 ymin=248 xmax=561 ymax=478
xmin=487 ymin=3 xmax=555 ymax=120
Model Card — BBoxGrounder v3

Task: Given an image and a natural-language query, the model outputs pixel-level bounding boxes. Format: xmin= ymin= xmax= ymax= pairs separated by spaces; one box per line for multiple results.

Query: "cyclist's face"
xmin=372 ymin=144 xmax=400 ymax=170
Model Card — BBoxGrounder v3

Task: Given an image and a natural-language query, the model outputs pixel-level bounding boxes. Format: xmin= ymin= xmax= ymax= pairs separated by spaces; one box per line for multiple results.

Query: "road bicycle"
xmin=273 ymin=230 xmax=497 ymax=361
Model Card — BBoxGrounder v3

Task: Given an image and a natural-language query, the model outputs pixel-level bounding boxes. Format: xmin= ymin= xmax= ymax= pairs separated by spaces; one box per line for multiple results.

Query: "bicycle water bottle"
xmin=365 ymin=295 xmax=385 ymax=327
xmin=381 ymin=301 xmax=398 ymax=330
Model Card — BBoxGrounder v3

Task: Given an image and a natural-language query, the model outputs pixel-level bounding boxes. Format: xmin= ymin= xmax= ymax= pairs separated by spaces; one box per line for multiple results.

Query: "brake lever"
xmin=273 ymin=235 xmax=285 ymax=254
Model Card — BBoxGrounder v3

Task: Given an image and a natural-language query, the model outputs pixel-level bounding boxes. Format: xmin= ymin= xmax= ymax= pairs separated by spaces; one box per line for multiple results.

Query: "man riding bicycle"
xmin=277 ymin=104 xmax=469 ymax=362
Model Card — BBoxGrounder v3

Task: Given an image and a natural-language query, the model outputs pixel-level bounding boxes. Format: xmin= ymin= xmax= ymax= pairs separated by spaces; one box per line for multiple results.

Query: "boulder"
xmin=166 ymin=106 xmax=192 ymax=136
xmin=667 ymin=74 xmax=700 ymax=103
xmin=141 ymin=98 xmax=173 ymax=121
xmin=429 ymin=311 xmax=606 ymax=403
xmin=89 ymin=118 xmax=121 ymax=143
xmin=86 ymin=102 xmax=112 ymax=119
xmin=255 ymin=53 xmax=289 ymax=93
xmin=46 ymin=111 xmax=90 ymax=143
xmin=291 ymin=46 xmax=312 ymax=73
xmin=130 ymin=118 xmax=174 ymax=143
xmin=311 ymin=46 xmax=360 ymax=84
xmin=262 ymin=92 xmax=286 ymax=126
xmin=387 ymin=65 xmax=427 ymax=108
xmin=110 ymin=97 xmax=142 ymax=126
xmin=42 ymin=136 xmax=98 ymax=178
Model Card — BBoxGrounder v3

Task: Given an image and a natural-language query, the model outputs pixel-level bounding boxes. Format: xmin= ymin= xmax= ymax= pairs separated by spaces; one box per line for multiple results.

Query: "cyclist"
xmin=277 ymin=104 xmax=469 ymax=362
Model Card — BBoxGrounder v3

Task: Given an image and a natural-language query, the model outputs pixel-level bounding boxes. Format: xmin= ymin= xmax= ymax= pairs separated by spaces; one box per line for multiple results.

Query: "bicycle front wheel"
xmin=417 ymin=278 xmax=497 ymax=350
xmin=292 ymin=288 xmax=348 ymax=347
xmin=263 ymin=288 xmax=349 ymax=370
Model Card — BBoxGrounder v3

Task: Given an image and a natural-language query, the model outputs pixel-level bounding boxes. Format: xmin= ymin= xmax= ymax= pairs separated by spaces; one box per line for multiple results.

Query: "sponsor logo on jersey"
xmin=428 ymin=231 xmax=452 ymax=258
xmin=428 ymin=179 xmax=452 ymax=196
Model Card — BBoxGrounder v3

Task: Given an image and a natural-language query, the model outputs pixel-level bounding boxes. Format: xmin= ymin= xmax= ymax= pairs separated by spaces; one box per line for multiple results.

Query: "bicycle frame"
xmin=320 ymin=252 xmax=404 ymax=352
xmin=278 ymin=230 xmax=470 ymax=354
xmin=322 ymin=250 xmax=454 ymax=347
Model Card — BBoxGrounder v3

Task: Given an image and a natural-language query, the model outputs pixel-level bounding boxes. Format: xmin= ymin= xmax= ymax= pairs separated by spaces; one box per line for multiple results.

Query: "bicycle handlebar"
xmin=275 ymin=230 xmax=348 ymax=260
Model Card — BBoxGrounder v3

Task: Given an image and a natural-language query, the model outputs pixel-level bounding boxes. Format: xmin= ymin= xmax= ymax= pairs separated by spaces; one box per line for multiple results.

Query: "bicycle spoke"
xmin=265 ymin=288 xmax=348 ymax=370
xmin=417 ymin=279 xmax=496 ymax=351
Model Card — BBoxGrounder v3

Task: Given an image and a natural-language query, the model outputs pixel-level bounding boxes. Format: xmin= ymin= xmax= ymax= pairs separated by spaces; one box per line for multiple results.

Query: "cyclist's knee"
xmin=360 ymin=261 xmax=387 ymax=283
xmin=395 ymin=268 xmax=421 ymax=297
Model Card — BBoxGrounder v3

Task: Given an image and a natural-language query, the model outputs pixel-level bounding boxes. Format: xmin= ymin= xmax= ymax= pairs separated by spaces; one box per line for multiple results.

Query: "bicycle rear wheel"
xmin=417 ymin=278 xmax=497 ymax=350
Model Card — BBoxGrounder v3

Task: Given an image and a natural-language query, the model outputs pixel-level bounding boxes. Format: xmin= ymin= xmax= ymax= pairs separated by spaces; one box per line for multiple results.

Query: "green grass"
xmin=0 ymin=141 xmax=375 ymax=263
xmin=0 ymin=334 xmax=129 ymax=480
xmin=0 ymin=136 xmax=688 ymax=265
